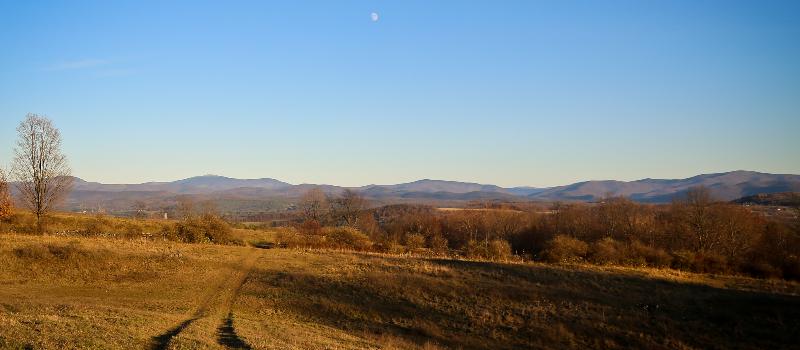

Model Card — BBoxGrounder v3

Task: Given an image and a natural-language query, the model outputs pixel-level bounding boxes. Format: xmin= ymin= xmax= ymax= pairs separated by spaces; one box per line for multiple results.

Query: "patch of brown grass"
xmin=1 ymin=233 xmax=799 ymax=349
xmin=234 ymin=250 xmax=800 ymax=349
xmin=0 ymin=233 xmax=252 ymax=349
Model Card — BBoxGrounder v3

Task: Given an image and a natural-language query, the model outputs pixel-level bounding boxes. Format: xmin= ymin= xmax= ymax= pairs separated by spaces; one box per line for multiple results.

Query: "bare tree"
xmin=0 ymin=168 xmax=13 ymax=221
xmin=11 ymin=114 xmax=73 ymax=228
xmin=299 ymin=187 xmax=329 ymax=223
xmin=681 ymin=186 xmax=718 ymax=252
xmin=331 ymin=189 xmax=367 ymax=226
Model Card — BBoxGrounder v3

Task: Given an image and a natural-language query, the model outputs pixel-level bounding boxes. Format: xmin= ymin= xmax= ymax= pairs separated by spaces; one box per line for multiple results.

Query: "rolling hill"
xmin=73 ymin=175 xmax=290 ymax=194
xmin=58 ymin=171 xmax=800 ymax=214
xmin=530 ymin=171 xmax=800 ymax=202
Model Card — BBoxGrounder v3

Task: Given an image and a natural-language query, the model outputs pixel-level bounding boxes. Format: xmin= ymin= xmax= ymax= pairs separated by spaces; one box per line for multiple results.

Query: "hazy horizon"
xmin=2 ymin=1 xmax=799 ymax=187
xmin=67 ymin=169 xmax=795 ymax=190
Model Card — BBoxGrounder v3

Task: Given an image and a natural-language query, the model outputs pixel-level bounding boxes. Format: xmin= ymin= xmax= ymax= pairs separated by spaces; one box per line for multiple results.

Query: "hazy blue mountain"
xmin=363 ymin=179 xmax=508 ymax=194
xmin=528 ymin=171 xmax=800 ymax=202
xmin=506 ymin=187 xmax=547 ymax=196
xmin=63 ymin=171 xmax=800 ymax=214
xmin=73 ymin=175 xmax=290 ymax=194
xmin=167 ymin=175 xmax=291 ymax=193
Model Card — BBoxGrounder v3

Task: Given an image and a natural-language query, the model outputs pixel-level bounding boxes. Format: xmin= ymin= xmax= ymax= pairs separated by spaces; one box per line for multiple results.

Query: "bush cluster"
xmin=168 ymin=214 xmax=233 ymax=244
xmin=277 ymin=226 xmax=373 ymax=251
xmin=346 ymin=189 xmax=800 ymax=279
xmin=1 ymin=211 xmax=235 ymax=245
xmin=542 ymin=235 xmax=588 ymax=263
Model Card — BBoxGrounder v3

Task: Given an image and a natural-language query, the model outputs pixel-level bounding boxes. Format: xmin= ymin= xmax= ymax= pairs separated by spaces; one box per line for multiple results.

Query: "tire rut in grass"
xmin=217 ymin=311 xmax=251 ymax=349
xmin=150 ymin=249 xmax=258 ymax=350
xmin=216 ymin=253 xmax=257 ymax=349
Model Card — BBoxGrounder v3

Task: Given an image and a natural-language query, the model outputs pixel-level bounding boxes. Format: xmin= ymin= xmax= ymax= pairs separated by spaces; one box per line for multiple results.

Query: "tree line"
xmin=286 ymin=186 xmax=800 ymax=280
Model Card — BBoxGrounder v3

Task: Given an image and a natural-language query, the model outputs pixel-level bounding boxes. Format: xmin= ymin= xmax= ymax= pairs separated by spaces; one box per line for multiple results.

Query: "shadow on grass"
xmin=246 ymin=256 xmax=800 ymax=350
xmin=217 ymin=312 xmax=252 ymax=349
xmin=150 ymin=316 xmax=202 ymax=350
xmin=430 ymin=258 xmax=800 ymax=349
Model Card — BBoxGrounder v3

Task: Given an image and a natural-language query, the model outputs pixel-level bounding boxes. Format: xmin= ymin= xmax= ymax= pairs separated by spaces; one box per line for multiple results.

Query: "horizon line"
xmin=68 ymin=169 xmax=796 ymax=189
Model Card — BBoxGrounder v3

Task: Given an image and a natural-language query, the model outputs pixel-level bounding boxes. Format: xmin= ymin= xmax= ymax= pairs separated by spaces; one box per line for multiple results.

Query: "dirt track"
xmin=151 ymin=248 xmax=260 ymax=350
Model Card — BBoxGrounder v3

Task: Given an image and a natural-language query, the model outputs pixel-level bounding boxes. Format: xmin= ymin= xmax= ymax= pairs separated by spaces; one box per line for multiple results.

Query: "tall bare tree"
xmin=332 ymin=189 xmax=367 ymax=226
xmin=299 ymin=187 xmax=330 ymax=223
xmin=683 ymin=186 xmax=717 ymax=252
xmin=11 ymin=114 xmax=73 ymax=228
xmin=0 ymin=168 xmax=13 ymax=221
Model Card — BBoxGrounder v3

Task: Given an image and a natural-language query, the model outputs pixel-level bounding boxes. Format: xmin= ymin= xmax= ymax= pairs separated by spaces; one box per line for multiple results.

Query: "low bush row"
xmin=539 ymin=234 xmax=800 ymax=279
xmin=0 ymin=211 xmax=236 ymax=245
xmin=276 ymin=222 xmax=515 ymax=261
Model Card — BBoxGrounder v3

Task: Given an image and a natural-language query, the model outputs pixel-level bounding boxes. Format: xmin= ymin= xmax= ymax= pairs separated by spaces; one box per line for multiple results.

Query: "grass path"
xmin=151 ymin=248 xmax=260 ymax=350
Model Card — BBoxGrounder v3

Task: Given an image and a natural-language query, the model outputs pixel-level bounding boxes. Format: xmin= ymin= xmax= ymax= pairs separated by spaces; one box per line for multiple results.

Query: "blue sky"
xmin=1 ymin=1 xmax=798 ymax=187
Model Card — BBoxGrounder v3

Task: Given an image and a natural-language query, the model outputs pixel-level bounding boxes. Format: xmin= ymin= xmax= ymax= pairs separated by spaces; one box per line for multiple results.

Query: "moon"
xmin=370 ymin=12 xmax=379 ymax=22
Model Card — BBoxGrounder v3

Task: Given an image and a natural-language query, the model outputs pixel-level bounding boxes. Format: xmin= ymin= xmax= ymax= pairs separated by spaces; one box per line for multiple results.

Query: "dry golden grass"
xmin=231 ymin=227 xmax=279 ymax=247
xmin=1 ymin=232 xmax=799 ymax=349
xmin=233 ymin=251 xmax=800 ymax=350
xmin=0 ymin=233 xmax=252 ymax=349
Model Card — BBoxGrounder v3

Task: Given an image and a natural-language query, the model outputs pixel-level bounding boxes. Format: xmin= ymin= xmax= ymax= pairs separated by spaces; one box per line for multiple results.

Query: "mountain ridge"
xmin=66 ymin=170 xmax=800 ymax=206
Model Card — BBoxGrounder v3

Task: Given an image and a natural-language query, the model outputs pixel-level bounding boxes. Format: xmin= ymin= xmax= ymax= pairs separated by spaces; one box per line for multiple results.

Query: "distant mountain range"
xmin=63 ymin=171 xmax=800 ymax=213
xmin=529 ymin=171 xmax=800 ymax=202
xmin=73 ymin=176 xmax=290 ymax=194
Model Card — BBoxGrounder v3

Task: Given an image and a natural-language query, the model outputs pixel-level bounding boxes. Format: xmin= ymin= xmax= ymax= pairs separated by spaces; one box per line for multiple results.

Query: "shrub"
xmin=374 ymin=240 xmax=406 ymax=254
xmin=200 ymin=214 xmax=233 ymax=243
xmin=671 ymin=250 xmax=695 ymax=271
xmin=587 ymin=238 xmax=672 ymax=268
xmin=542 ymin=235 xmax=588 ymax=264
xmin=486 ymin=239 xmax=513 ymax=261
xmin=589 ymin=238 xmax=622 ymax=265
xmin=464 ymin=240 xmax=489 ymax=259
xmin=461 ymin=240 xmax=513 ymax=261
xmin=741 ymin=260 xmax=783 ymax=279
xmin=80 ymin=215 xmax=113 ymax=236
xmin=174 ymin=218 xmax=207 ymax=243
xmin=627 ymin=241 xmax=672 ymax=268
xmin=174 ymin=214 xmax=233 ymax=244
xmin=672 ymin=250 xmax=728 ymax=273
xmin=683 ymin=252 xmax=730 ymax=274
xmin=428 ymin=234 xmax=449 ymax=255
xmin=276 ymin=227 xmax=323 ymax=248
xmin=326 ymin=226 xmax=372 ymax=251
xmin=405 ymin=233 xmax=426 ymax=251
xmin=299 ymin=219 xmax=322 ymax=235
xmin=278 ymin=226 xmax=373 ymax=251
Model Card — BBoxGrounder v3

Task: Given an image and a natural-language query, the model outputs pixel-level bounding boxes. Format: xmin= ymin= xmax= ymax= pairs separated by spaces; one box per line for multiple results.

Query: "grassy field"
xmin=1 ymin=232 xmax=799 ymax=349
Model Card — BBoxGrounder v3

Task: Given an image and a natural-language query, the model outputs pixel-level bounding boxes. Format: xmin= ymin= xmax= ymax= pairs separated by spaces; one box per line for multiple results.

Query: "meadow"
xmin=1 ymin=228 xmax=799 ymax=349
